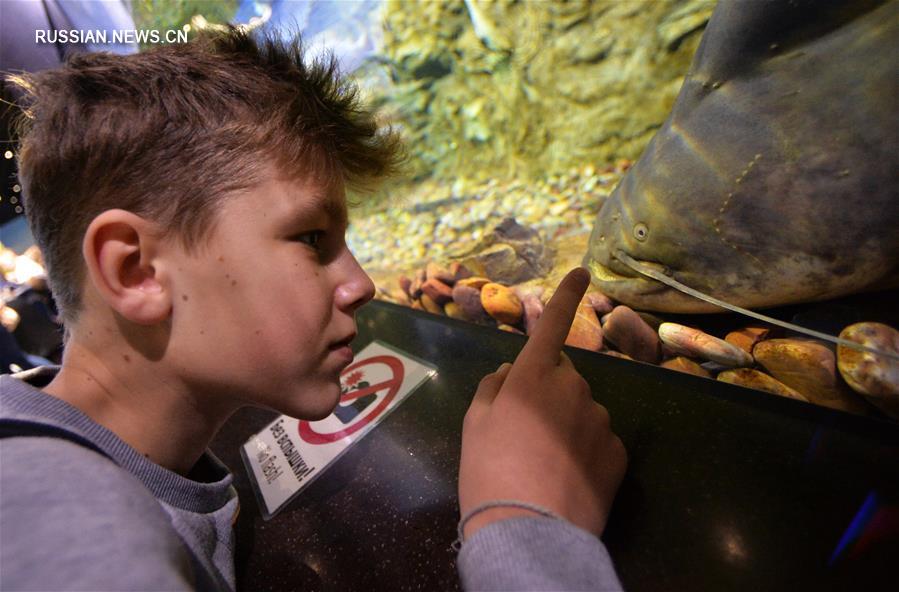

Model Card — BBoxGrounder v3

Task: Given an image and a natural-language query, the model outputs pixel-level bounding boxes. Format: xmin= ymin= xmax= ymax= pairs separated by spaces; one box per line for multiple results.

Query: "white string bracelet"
xmin=452 ymin=499 xmax=565 ymax=551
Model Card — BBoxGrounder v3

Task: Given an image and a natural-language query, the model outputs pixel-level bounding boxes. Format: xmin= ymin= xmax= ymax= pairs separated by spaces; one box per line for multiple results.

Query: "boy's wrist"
xmin=457 ymin=500 xmax=569 ymax=547
xmin=462 ymin=506 xmax=547 ymax=539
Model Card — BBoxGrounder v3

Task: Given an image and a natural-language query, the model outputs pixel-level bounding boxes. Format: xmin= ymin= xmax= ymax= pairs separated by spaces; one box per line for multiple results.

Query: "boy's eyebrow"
xmin=288 ymin=190 xmax=347 ymax=226
xmin=320 ymin=195 xmax=347 ymax=224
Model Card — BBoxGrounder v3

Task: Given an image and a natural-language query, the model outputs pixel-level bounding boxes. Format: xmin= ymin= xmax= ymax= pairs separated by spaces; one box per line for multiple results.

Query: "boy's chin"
xmin=288 ymin=381 xmax=342 ymax=421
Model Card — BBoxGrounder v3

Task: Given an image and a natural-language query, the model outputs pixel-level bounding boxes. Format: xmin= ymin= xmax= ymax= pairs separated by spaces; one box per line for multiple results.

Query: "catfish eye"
xmin=633 ymin=223 xmax=648 ymax=241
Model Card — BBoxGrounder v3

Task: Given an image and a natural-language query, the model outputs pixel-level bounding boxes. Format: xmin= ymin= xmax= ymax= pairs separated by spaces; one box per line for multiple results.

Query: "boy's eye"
xmin=293 ymin=231 xmax=324 ymax=249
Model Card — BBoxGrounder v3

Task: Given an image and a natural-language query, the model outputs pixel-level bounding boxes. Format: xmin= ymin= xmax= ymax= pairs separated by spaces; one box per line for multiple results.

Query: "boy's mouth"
xmin=328 ymin=332 xmax=357 ymax=369
xmin=329 ymin=333 xmax=357 ymax=350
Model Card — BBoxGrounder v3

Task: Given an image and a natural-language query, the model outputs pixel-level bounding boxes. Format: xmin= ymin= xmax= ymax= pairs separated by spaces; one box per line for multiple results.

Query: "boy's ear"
xmin=82 ymin=209 xmax=172 ymax=325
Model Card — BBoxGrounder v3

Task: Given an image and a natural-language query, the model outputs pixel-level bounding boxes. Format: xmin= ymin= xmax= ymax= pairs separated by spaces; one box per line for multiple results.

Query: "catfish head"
xmin=583 ymin=0 xmax=899 ymax=313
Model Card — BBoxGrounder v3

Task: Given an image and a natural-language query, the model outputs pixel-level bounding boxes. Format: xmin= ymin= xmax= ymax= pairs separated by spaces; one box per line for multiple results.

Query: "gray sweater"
xmin=1 ymin=369 xmax=622 ymax=591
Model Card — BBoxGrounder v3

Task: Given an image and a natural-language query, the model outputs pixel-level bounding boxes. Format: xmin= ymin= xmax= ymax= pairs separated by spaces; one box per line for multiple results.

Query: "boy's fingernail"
xmin=497 ymin=362 xmax=512 ymax=372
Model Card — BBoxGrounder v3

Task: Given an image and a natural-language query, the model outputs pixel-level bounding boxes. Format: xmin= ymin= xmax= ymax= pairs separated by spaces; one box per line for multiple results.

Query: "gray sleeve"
xmin=0 ymin=438 xmax=196 ymax=591
xmin=457 ymin=516 xmax=624 ymax=592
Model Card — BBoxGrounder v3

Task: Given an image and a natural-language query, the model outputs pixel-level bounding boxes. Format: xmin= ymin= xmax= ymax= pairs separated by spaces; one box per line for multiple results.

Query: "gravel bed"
xmin=347 ymin=164 xmax=627 ymax=273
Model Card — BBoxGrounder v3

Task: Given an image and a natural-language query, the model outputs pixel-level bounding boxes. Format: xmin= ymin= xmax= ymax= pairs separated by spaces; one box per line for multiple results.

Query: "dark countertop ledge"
xmin=212 ymin=300 xmax=899 ymax=592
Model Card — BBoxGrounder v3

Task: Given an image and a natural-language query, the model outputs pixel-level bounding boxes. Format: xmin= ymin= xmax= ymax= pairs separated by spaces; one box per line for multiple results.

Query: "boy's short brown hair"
xmin=8 ymin=29 xmax=402 ymax=324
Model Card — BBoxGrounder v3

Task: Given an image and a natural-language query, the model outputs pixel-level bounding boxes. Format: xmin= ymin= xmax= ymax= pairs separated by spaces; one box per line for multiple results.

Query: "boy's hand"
xmin=458 ymin=267 xmax=627 ymax=539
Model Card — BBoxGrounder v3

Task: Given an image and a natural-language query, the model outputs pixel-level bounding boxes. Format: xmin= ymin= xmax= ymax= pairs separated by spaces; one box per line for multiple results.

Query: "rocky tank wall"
xmin=376 ymin=0 xmax=714 ymax=183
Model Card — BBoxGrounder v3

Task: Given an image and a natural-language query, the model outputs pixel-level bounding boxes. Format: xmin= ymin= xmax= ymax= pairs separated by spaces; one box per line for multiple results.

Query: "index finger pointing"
xmin=515 ymin=267 xmax=591 ymax=369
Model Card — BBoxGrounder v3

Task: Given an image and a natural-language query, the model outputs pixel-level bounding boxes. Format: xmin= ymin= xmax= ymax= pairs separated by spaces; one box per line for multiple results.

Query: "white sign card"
xmin=241 ymin=340 xmax=436 ymax=520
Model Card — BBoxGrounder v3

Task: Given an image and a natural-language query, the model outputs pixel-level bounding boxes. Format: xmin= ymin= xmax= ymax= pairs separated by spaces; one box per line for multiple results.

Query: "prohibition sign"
xmin=298 ymin=355 xmax=405 ymax=444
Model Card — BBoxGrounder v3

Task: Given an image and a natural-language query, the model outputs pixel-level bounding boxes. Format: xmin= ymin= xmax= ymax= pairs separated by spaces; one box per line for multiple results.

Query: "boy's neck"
xmin=42 ymin=338 xmax=236 ymax=476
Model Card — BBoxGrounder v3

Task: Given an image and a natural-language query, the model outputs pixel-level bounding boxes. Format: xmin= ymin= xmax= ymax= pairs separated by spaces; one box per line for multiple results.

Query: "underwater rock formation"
xmin=377 ymin=0 xmax=713 ymax=182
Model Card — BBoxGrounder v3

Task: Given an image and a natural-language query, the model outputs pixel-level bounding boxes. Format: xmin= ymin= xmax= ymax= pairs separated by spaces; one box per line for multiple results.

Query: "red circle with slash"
xmin=298 ymin=355 xmax=405 ymax=444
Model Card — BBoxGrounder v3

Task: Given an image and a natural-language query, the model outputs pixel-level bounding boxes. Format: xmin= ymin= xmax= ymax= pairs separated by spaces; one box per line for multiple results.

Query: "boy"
xmin=0 ymin=30 xmax=626 ymax=590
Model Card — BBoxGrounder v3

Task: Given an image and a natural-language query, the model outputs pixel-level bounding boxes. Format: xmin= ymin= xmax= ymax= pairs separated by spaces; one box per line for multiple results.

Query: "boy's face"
xmin=166 ymin=170 xmax=375 ymax=420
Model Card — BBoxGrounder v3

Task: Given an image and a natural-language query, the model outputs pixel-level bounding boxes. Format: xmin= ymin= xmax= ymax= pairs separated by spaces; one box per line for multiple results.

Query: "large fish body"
xmin=583 ymin=0 xmax=899 ymax=313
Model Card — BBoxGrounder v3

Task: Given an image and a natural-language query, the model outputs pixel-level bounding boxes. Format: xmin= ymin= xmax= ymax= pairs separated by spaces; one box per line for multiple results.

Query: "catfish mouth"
xmin=585 ymin=252 xmax=730 ymax=313
xmin=584 ymin=255 xmax=671 ymax=297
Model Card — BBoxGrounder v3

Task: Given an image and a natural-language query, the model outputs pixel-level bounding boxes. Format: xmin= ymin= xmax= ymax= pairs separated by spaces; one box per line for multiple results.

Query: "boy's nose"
xmin=335 ymin=250 xmax=375 ymax=313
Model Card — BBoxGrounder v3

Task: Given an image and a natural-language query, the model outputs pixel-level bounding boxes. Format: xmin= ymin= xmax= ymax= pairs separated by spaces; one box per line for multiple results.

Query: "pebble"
xmin=717 ymin=368 xmax=807 ymax=402
xmin=1 ymin=306 xmax=20 ymax=332
xmin=421 ymin=278 xmax=453 ymax=304
xmin=426 ymin=261 xmax=455 ymax=285
xmin=398 ymin=275 xmax=412 ymax=298
xmin=603 ymin=306 xmax=661 ymax=363
xmin=699 ymin=361 xmax=733 ymax=374
xmin=549 ymin=202 xmax=568 ymax=216
xmin=725 ymin=326 xmax=770 ymax=355
xmin=452 ymin=284 xmax=491 ymax=323
xmin=450 ymin=261 xmax=473 ymax=282
xmin=636 ymin=312 xmax=665 ymax=331
xmin=521 ymin=293 xmax=544 ymax=335
xmin=836 ymin=322 xmax=899 ymax=419
xmin=661 ymin=357 xmax=711 ymax=378
xmin=660 ymin=343 xmax=686 ymax=359
xmin=380 ymin=286 xmax=410 ymax=306
xmin=565 ymin=302 xmax=603 ymax=352
xmin=444 ymin=302 xmax=467 ymax=321
xmin=456 ymin=276 xmax=490 ymax=290
xmin=420 ymin=293 xmax=444 ymax=315
xmin=753 ymin=339 xmax=868 ymax=413
xmin=658 ymin=323 xmax=753 ymax=367
xmin=601 ymin=350 xmax=634 ymax=361
xmin=480 ymin=283 xmax=524 ymax=325
xmin=476 ymin=244 xmax=531 ymax=285
xmin=513 ymin=284 xmax=545 ymax=302
xmin=409 ymin=269 xmax=426 ymax=299
xmin=585 ymin=291 xmax=614 ymax=316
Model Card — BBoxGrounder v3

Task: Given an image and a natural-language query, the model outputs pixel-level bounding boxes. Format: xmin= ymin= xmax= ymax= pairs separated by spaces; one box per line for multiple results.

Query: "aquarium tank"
xmin=1 ymin=0 xmax=896 ymax=420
